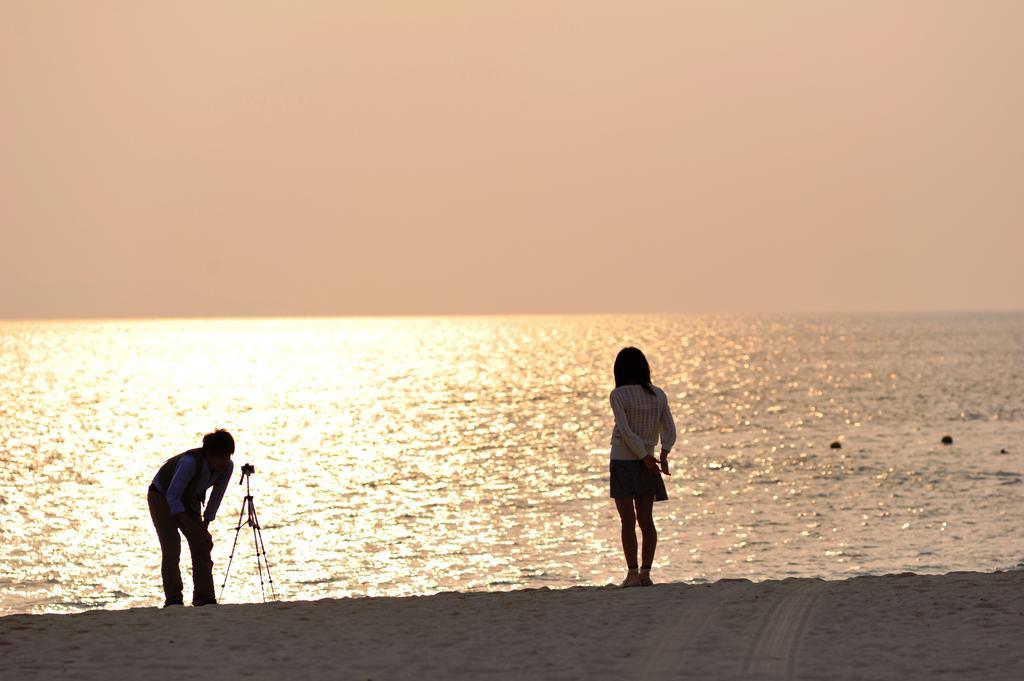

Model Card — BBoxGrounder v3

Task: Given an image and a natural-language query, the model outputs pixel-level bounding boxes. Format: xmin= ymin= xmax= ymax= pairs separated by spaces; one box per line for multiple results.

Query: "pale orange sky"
xmin=1 ymin=1 xmax=1022 ymax=318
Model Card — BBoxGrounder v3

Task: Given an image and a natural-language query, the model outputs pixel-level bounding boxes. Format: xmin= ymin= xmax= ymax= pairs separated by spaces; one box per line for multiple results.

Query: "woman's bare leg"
xmin=635 ymin=495 xmax=657 ymax=569
xmin=614 ymin=496 xmax=638 ymax=568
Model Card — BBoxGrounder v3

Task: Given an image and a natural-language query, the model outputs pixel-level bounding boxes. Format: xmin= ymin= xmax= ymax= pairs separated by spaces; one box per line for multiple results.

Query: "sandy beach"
xmin=1 ymin=570 xmax=1020 ymax=680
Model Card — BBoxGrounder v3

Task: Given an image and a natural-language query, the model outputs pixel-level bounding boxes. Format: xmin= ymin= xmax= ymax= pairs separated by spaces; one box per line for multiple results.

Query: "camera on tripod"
xmin=222 ymin=461 xmax=276 ymax=602
xmin=239 ymin=463 xmax=256 ymax=482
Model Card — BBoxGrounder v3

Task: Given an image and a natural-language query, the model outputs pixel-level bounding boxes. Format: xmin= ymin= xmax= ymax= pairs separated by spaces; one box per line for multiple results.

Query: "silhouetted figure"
xmin=147 ymin=430 xmax=235 ymax=607
xmin=608 ymin=347 xmax=676 ymax=587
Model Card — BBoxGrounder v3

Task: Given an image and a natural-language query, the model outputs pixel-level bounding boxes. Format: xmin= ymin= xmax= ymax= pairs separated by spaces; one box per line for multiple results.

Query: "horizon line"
xmin=2 ymin=307 xmax=1023 ymax=324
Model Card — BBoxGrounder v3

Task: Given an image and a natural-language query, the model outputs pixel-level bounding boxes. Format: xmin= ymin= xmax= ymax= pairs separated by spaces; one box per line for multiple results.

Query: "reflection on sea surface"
xmin=0 ymin=314 xmax=1021 ymax=613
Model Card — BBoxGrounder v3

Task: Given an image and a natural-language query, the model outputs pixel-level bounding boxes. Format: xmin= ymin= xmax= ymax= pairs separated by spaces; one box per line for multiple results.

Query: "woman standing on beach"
xmin=609 ymin=347 xmax=675 ymax=587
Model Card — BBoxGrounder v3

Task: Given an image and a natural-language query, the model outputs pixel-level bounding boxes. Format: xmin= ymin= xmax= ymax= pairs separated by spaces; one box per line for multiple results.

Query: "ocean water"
xmin=0 ymin=313 xmax=1021 ymax=615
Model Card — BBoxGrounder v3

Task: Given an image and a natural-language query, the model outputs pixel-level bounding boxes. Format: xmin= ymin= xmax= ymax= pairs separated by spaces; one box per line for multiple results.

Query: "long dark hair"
xmin=614 ymin=347 xmax=656 ymax=395
xmin=202 ymin=429 xmax=235 ymax=456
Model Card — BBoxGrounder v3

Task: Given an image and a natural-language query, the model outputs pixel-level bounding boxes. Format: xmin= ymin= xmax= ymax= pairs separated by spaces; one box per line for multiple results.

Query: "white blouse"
xmin=609 ymin=384 xmax=677 ymax=460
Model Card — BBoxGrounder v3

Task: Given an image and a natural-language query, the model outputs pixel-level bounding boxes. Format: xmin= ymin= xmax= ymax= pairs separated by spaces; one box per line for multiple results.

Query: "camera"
xmin=238 ymin=462 xmax=256 ymax=485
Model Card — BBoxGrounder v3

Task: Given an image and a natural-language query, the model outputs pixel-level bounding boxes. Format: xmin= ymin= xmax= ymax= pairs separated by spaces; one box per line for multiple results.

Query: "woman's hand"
xmin=177 ymin=513 xmax=214 ymax=552
xmin=660 ymin=450 xmax=671 ymax=475
xmin=642 ymin=455 xmax=661 ymax=474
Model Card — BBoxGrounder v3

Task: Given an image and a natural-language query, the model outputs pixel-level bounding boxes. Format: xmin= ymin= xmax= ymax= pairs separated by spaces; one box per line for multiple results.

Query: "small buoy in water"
xmin=830 ymin=441 xmax=842 ymax=449
xmin=941 ymin=435 xmax=953 ymax=445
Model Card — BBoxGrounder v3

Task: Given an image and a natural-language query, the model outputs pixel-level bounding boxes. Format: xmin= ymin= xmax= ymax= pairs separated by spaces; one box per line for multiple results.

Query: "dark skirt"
xmin=610 ymin=459 xmax=668 ymax=502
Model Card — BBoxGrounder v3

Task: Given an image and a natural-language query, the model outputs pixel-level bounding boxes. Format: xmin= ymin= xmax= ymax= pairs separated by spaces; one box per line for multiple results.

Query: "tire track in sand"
xmin=741 ymin=579 xmax=828 ymax=680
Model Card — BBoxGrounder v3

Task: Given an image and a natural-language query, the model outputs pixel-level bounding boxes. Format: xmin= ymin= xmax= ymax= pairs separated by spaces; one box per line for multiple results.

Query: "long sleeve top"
xmin=151 ymin=452 xmax=233 ymax=522
xmin=609 ymin=384 xmax=677 ymax=460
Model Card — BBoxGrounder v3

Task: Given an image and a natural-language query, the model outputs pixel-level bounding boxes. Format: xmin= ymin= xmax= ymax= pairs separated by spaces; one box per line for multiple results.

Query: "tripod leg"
xmin=220 ymin=496 xmax=249 ymax=601
xmin=248 ymin=497 xmax=268 ymax=603
xmin=250 ymin=504 xmax=276 ymax=601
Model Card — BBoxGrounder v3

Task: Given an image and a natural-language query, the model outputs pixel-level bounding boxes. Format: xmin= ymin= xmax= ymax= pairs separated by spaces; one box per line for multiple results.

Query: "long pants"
xmin=147 ymin=486 xmax=216 ymax=606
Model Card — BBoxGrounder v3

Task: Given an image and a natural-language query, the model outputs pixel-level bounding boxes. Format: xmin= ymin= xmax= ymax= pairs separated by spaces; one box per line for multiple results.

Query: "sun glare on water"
xmin=0 ymin=314 xmax=1021 ymax=614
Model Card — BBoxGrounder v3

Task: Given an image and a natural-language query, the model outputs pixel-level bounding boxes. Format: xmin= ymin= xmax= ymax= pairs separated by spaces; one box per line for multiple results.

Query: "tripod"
xmin=220 ymin=463 xmax=277 ymax=602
